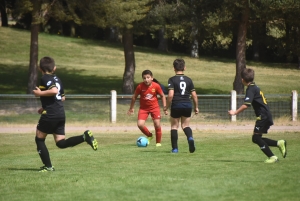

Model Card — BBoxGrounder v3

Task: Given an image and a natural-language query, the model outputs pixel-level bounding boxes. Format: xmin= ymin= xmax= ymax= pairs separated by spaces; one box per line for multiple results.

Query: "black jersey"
xmin=168 ymin=74 xmax=195 ymax=108
xmin=39 ymin=74 xmax=65 ymax=119
xmin=244 ymin=82 xmax=273 ymax=123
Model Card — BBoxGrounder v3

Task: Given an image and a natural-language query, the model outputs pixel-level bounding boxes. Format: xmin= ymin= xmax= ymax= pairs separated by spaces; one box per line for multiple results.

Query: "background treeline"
xmin=1 ymin=0 xmax=300 ymax=94
xmin=1 ymin=0 xmax=300 ymax=63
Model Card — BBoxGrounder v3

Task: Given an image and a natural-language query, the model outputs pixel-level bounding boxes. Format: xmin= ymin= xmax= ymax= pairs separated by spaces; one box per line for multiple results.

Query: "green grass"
xmin=0 ymin=27 xmax=300 ymax=94
xmin=0 ymin=130 xmax=299 ymax=201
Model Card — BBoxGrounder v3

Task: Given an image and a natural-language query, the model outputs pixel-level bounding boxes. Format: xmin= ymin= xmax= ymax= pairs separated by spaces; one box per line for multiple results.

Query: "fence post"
xmin=231 ymin=90 xmax=237 ymax=122
xmin=291 ymin=90 xmax=298 ymax=121
xmin=110 ymin=90 xmax=117 ymax=123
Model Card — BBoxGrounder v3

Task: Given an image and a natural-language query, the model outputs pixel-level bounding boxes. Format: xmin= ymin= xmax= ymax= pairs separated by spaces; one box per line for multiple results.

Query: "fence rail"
xmin=0 ymin=90 xmax=297 ymax=124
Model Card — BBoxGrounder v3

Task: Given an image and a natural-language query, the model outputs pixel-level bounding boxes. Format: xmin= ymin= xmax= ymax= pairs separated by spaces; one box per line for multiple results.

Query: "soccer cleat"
xmin=40 ymin=165 xmax=52 ymax=170
xmin=39 ymin=166 xmax=55 ymax=172
xmin=147 ymin=135 xmax=153 ymax=145
xmin=277 ymin=140 xmax=287 ymax=158
xmin=264 ymin=156 xmax=278 ymax=163
xmin=188 ymin=137 xmax=196 ymax=153
xmin=156 ymin=143 xmax=162 ymax=147
xmin=84 ymin=130 xmax=98 ymax=151
xmin=171 ymin=148 xmax=178 ymax=153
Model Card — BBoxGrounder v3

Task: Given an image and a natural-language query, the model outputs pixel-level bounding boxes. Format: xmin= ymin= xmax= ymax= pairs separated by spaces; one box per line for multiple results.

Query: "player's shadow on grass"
xmin=207 ymin=159 xmax=260 ymax=163
xmin=8 ymin=168 xmax=39 ymax=171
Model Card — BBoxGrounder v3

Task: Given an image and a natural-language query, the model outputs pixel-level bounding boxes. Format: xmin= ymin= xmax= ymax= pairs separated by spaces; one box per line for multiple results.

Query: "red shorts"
xmin=138 ymin=108 xmax=161 ymax=120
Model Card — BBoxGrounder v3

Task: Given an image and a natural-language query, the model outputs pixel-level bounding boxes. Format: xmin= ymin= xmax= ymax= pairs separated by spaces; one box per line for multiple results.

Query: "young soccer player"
xmin=153 ymin=78 xmax=168 ymax=95
xmin=228 ymin=68 xmax=287 ymax=163
xmin=33 ymin=56 xmax=98 ymax=172
xmin=127 ymin=70 xmax=167 ymax=146
xmin=165 ymin=59 xmax=199 ymax=153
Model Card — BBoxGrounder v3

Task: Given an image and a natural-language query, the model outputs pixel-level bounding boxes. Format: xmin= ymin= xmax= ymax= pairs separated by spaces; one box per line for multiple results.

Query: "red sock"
xmin=140 ymin=126 xmax=152 ymax=137
xmin=155 ymin=127 xmax=162 ymax=143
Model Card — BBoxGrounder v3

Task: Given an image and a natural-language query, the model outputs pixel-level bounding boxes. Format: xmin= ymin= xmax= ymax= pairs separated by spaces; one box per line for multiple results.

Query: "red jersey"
xmin=134 ymin=82 xmax=163 ymax=110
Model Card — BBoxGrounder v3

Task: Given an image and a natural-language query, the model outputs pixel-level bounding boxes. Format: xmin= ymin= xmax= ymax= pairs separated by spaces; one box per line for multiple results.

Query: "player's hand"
xmin=228 ymin=110 xmax=236 ymax=116
xmin=33 ymin=87 xmax=41 ymax=97
xmin=194 ymin=108 xmax=199 ymax=115
xmin=163 ymin=110 xmax=168 ymax=115
xmin=38 ymin=107 xmax=44 ymax=114
xmin=127 ymin=109 xmax=134 ymax=115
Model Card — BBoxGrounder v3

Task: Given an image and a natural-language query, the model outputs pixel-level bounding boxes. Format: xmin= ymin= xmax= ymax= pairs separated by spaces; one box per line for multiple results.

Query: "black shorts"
xmin=170 ymin=108 xmax=192 ymax=118
xmin=253 ymin=118 xmax=273 ymax=134
xmin=37 ymin=118 xmax=65 ymax=135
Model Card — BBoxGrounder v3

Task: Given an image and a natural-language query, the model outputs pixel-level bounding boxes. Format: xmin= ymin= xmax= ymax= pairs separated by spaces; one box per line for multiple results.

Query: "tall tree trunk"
xmin=122 ymin=30 xmax=135 ymax=94
xmin=0 ymin=0 xmax=8 ymax=27
xmin=158 ymin=27 xmax=168 ymax=52
xmin=27 ymin=1 xmax=40 ymax=94
xmin=233 ymin=2 xmax=249 ymax=94
xmin=252 ymin=22 xmax=260 ymax=61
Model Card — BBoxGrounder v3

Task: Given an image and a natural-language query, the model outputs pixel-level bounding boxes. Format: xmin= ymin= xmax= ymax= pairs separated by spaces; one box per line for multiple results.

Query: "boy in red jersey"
xmin=128 ymin=70 xmax=168 ymax=146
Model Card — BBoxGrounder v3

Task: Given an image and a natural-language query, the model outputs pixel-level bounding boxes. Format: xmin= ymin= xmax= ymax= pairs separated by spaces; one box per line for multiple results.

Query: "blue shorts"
xmin=170 ymin=108 xmax=192 ymax=118
xmin=37 ymin=118 xmax=65 ymax=135
xmin=254 ymin=117 xmax=273 ymax=134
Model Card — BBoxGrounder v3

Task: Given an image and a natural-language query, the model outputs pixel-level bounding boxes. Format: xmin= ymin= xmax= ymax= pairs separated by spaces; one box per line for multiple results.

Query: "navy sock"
xmin=171 ymin=129 xmax=178 ymax=149
xmin=183 ymin=127 xmax=193 ymax=140
xmin=56 ymin=135 xmax=84 ymax=148
xmin=252 ymin=134 xmax=274 ymax=157
xmin=262 ymin=138 xmax=278 ymax=147
xmin=35 ymin=136 xmax=52 ymax=167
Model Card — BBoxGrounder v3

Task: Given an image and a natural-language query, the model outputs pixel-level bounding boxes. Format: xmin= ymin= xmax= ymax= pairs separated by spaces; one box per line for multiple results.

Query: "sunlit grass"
xmin=0 ymin=130 xmax=299 ymax=201
xmin=0 ymin=27 xmax=299 ymax=94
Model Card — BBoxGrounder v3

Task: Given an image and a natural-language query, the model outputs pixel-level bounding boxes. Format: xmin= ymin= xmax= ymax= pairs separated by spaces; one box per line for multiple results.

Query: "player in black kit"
xmin=228 ymin=68 xmax=287 ymax=163
xmin=33 ymin=56 xmax=98 ymax=172
xmin=165 ymin=59 xmax=199 ymax=153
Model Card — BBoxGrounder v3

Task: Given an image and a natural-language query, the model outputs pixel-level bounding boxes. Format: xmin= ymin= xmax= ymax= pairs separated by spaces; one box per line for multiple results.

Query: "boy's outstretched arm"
xmin=228 ymin=104 xmax=248 ymax=116
xmin=191 ymin=91 xmax=199 ymax=115
xmin=127 ymin=94 xmax=137 ymax=115
xmin=33 ymin=86 xmax=58 ymax=97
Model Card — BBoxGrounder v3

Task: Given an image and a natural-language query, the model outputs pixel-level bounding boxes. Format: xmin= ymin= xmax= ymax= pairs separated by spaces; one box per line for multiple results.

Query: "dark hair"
xmin=173 ymin=59 xmax=185 ymax=71
xmin=241 ymin=68 xmax=254 ymax=82
xmin=142 ymin=69 xmax=153 ymax=77
xmin=39 ymin=56 xmax=55 ymax=73
xmin=153 ymin=78 xmax=159 ymax=83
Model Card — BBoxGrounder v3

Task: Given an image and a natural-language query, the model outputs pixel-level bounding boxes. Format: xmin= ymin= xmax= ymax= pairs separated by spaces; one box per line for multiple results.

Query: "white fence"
xmin=0 ymin=90 xmax=298 ymax=123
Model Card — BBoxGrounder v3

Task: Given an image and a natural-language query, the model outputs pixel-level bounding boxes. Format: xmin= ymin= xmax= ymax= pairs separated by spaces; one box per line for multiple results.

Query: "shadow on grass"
xmin=8 ymin=168 xmax=38 ymax=171
xmin=0 ymin=63 xmax=124 ymax=94
xmin=207 ymin=159 xmax=261 ymax=163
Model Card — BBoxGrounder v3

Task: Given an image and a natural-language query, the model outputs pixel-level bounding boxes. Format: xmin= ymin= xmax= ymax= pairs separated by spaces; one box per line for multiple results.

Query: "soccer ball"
xmin=136 ymin=136 xmax=148 ymax=147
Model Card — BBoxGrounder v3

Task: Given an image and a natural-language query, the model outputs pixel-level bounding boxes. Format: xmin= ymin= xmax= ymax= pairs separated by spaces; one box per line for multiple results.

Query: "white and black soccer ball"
xmin=136 ymin=136 xmax=148 ymax=147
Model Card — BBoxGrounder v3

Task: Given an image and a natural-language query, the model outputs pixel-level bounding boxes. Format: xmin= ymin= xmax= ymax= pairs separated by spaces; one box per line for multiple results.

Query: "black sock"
xmin=252 ymin=134 xmax=274 ymax=157
xmin=171 ymin=129 xmax=178 ymax=149
xmin=56 ymin=135 xmax=84 ymax=148
xmin=183 ymin=127 xmax=193 ymax=140
xmin=35 ymin=137 xmax=52 ymax=167
xmin=262 ymin=138 xmax=278 ymax=147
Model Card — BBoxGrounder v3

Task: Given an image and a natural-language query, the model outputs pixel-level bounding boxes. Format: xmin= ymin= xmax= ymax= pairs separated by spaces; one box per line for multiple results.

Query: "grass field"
xmin=0 ymin=27 xmax=300 ymax=94
xmin=1 ymin=26 xmax=300 ymax=201
xmin=0 ymin=130 xmax=299 ymax=201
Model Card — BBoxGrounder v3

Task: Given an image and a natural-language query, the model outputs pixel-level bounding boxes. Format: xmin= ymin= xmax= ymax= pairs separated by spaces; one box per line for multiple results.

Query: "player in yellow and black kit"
xmin=33 ymin=56 xmax=98 ymax=172
xmin=228 ymin=68 xmax=287 ymax=163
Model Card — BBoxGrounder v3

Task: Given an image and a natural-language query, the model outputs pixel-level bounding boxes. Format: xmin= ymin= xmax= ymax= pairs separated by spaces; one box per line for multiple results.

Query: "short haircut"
xmin=142 ymin=69 xmax=153 ymax=77
xmin=173 ymin=59 xmax=185 ymax=71
xmin=39 ymin=56 xmax=55 ymax=73
xmin=241 ymin=68 xmax=254 ymax=83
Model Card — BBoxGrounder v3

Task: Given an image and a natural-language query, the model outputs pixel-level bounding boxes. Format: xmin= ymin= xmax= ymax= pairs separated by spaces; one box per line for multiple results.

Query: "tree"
xmin=233 ymin=1 xmax=249 ymax=94
xmin=0 ymin=0 xmax=9 ymax=26
xmin=85 ymin=0 xmax=154 ymax=94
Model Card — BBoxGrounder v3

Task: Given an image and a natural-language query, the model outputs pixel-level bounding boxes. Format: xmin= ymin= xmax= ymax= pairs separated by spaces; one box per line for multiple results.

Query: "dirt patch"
xmin=1 ymin=124 xmax=299 ymax=134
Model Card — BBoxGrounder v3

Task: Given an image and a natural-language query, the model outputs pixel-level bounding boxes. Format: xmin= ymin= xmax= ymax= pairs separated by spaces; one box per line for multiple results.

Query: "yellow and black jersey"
xmin=244 ymin=82 xmax=273 ymax=123
xmin=167 ymin=74 xmax=195 ymax=109
xmin=39 ymin=74 xmax=65 ymax=119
